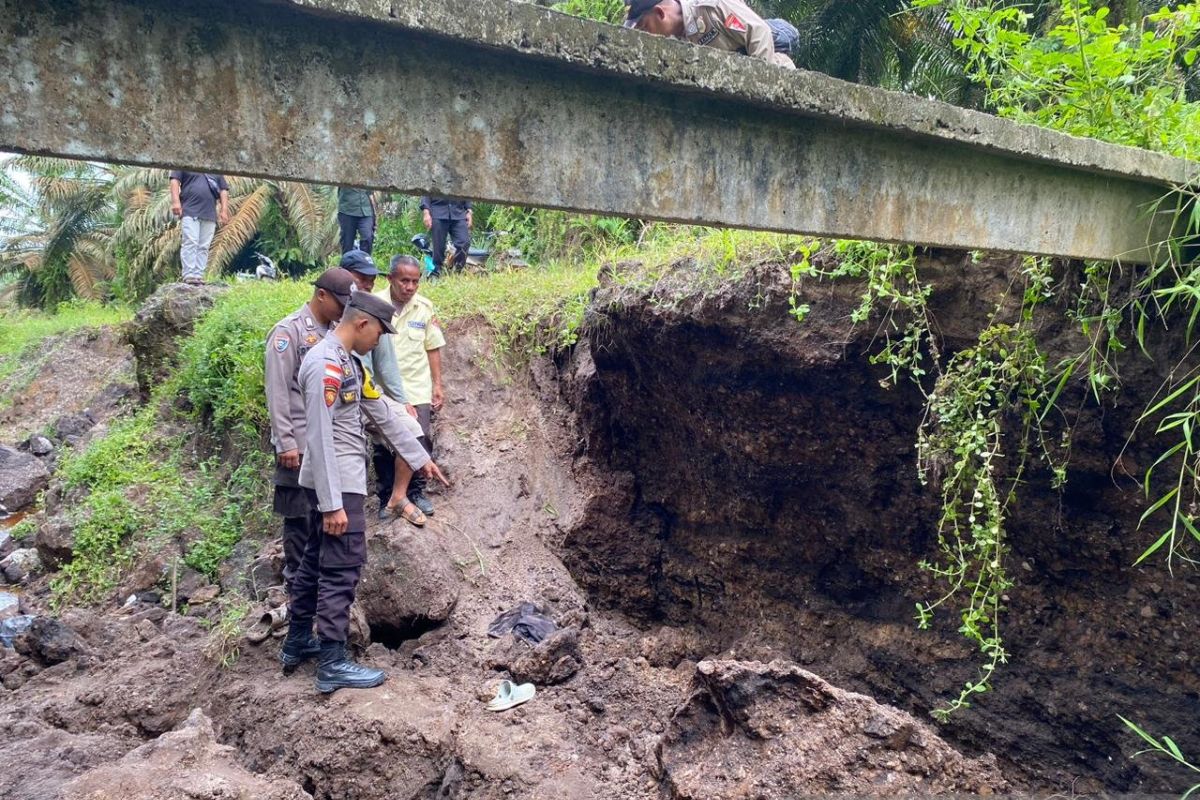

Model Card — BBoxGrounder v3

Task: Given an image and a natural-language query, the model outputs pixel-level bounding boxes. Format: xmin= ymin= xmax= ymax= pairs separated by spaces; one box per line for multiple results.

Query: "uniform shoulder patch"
xmin=274 ymin=336 xmax=290 ymax=353
xmin=725 ymin=12 xmax=746 ymax=32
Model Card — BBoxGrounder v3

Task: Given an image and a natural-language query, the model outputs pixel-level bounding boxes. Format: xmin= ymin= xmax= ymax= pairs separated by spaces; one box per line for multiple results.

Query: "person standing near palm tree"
xmin=169 ymin=170 xmax=230 ymax=285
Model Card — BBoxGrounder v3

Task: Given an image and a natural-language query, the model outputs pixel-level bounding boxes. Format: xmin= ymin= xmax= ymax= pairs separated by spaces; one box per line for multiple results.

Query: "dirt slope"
xmin=0 ymin=313 xmax=1007 ymax=800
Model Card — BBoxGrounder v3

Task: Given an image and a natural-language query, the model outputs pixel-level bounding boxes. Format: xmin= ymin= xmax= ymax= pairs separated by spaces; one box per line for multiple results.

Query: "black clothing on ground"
xmin=338 ymin=211 xmax=375 ymax=255
xmin=487 ymin=602 xmax=558 ymax=645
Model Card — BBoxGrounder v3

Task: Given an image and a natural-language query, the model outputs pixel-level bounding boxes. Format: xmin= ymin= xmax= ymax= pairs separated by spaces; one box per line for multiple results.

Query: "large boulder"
xmin=0 ymin=445 xmax=49 ymax=512
xmin=0 ymin=548 xmax=41 ymax=583
xmin=655 ymin=659 xmax=1009 ymax=799
xmin=63 ymin=708 xmax=311 ymax=800
xmin=126 ymin=282 xmax=227 ymax=397
xmin=356 ymin=523 xmax=460 ymax=643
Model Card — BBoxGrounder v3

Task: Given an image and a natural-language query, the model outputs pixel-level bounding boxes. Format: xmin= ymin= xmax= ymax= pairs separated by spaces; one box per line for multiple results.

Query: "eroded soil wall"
xmin=557 ymin=253 xmax=1200 ymax=793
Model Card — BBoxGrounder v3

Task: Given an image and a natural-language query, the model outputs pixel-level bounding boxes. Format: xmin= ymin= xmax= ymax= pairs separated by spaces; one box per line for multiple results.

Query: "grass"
xmin=0 ymin=300 xmax=131 ymax=386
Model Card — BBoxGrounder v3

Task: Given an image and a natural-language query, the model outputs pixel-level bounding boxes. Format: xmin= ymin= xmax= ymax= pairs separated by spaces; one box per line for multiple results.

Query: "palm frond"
xmin=207 ymin=183 xmax=272 ymax=276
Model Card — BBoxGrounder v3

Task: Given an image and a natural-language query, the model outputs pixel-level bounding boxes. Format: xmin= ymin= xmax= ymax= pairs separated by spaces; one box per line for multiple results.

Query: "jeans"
xmin=338 ymin=213 xmax=375 ymax=255
xmin=180 ymin=216 xmax=216 ymax=281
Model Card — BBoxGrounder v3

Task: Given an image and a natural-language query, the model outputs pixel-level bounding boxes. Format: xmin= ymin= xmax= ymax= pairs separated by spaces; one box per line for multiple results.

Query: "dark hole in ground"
xmin=368 ymin=617 xmax=443 ymax=650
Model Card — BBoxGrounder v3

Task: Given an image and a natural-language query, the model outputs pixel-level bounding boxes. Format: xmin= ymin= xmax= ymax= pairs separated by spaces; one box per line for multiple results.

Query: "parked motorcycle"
xmin=410 ymin=231 xmax=527 ymax=276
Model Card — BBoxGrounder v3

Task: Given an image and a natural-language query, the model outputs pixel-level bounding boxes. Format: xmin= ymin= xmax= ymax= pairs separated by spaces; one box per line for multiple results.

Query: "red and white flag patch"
xmin=725 ymin=13 xmax=745 ymax=32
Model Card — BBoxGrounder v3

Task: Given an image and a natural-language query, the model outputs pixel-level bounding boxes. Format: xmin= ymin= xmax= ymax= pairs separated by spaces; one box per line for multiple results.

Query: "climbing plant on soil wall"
xmin=825 ymin=0 xmax=1200 ymax=718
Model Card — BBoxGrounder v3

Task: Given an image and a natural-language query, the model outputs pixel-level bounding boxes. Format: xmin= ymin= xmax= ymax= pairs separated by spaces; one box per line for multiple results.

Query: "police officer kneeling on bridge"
xmin=625 ymin=0 xmax=798 ymax=69
xmin=283 ymin=290 xmax=449 ymax=693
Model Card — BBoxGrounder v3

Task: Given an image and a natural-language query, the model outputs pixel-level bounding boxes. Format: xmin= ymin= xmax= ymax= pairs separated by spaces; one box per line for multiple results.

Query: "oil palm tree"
xmin=1 ymin=156 xmax=339 ymax=306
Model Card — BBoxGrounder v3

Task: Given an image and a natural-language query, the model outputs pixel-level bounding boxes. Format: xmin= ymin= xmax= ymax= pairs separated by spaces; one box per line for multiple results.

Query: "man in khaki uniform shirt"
xmin=626 ymin=0 xmax=796 ymax=69
xmin=374 ymin=255 xmax=445 ymax=515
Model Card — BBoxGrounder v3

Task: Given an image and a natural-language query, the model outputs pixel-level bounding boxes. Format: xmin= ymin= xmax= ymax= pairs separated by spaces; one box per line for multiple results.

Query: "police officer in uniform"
xmin=420 ymin=195 xmax=473 ymax=275
xmin=282 ymin=291 xmax=449 ymax=692
xmin=264 ymin=267 xmax=356 ymax=618
xmin=625 ymin=0 xmax=796 ymax=68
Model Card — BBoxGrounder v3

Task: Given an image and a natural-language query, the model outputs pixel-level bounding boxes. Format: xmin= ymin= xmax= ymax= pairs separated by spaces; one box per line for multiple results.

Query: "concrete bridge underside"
xmin=2 ymin=0 xmax=1197 ymax=261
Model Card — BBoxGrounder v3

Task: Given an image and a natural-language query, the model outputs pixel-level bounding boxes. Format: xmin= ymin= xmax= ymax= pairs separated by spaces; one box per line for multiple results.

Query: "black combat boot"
xmin=315 ymin=639 xmax=387 ymax=693
xmin=408 ymin=473 xmax=434 ymax=516
xmin=279 ymin=617 xmax=321 ymax=675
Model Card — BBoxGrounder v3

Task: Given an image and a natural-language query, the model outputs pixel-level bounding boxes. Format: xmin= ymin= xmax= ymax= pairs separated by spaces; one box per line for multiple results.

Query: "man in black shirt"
xmin=419 ymin=196 xmax=472 ymax=276
xmin=169 ymin=171 xmax=230 ymax=285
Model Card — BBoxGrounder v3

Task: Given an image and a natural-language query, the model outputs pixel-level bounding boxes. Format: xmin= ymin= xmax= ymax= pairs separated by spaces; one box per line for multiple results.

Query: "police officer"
xmin=282 ymin=291 xmax=449 ymax=693
xmin=420 ymin=195 xmax=473 ymax=275
xmin=264 ymin=267 xmax=356 ymax=621
xmin=625 ymin=0 xmax=796 ymax=69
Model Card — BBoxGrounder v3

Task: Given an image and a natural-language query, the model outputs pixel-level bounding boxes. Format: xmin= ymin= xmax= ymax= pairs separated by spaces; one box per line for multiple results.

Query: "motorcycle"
xmin=410 ymin=231 xmax=527 ymax=276
xmin=232 ymin=251 xmax=279 ymax=282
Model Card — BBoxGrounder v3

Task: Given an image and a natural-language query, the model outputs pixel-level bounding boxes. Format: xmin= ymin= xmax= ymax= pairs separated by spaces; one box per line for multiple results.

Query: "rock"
xmin=247 ymin=546 xmax=284 ymax=598
xmin=62 ymin=708 xmax=311 ymax=800
xmin=0 ymin=445 xmax=50 ymax=512
xmin=489 ymin=627 xmax=583 ymax=685
xmin=34 ymin=513 xmax=75 ymax=569
xmin=29 ymin=435 xmax=53 ymax=456
xmin=638 ymin=625 xmax=703 ymax=668
xmin=356 ymin=525 xmax=460 ymax=641
xmin=0 ymin=528 xmax=12 ymax=559
xmin=655 ymin=659 xmax=1009 ymax=799
xmin=173 ymin=567 xmax=210 ymax=605
xmin=53 ymin=411 xmax=96 ymax=440
xmin=1 ymin=547 xmax=41 ymax=583
xmin=14 ymin=617 xmax=86 ymax=665
xmin=187 ymin=584 xmax=220 ymax=605
xmin=134 ymin=619 xmax=159 ymax=642
xmin=0 ymin=614 xmax=34 ymax=647
xmin=0 ymin=591 xmax=19 ymax=620
xmin=127 ymin=282 xmax=228 ymax=397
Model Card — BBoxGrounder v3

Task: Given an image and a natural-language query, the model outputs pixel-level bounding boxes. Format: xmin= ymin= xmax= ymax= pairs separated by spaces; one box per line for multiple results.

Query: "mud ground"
xmin=0 ymin=264 xmax=1196 ymax=798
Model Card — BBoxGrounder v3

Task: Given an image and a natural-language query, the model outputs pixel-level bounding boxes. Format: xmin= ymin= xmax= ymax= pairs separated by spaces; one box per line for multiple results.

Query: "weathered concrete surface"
xmin=1 ymin=0 xmax=1195 ymax=260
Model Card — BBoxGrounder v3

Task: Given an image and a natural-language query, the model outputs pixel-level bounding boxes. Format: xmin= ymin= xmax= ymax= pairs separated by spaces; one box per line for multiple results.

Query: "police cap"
xmin=311 ymin=268 xmax=355 ymax=305
xmin=340 ymin=248 xmax=380 ymax=276
xmin=347 ymin=291 xmax=398 ymax=335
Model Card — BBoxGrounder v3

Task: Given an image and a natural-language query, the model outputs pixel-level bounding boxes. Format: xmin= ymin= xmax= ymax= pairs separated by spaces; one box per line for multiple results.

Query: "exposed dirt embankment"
xmin=555 ymin=253 xmax=1199 ymax=793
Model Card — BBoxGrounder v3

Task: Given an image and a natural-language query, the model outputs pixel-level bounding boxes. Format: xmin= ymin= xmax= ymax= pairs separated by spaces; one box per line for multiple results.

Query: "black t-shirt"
xmin=169 ymin=171 xmax=229 ymax=221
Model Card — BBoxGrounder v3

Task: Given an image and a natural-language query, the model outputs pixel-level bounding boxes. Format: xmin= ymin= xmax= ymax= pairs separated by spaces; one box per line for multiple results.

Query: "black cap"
xmin=311 ymin=268 xmax=355 ymax=306
xmin=347 ymin=291 xmax=398 ymax=334
xmin=625 ymin=0 xmax=661 ymax=26
xmin=339 ymin=249 xmax=380 ymax=276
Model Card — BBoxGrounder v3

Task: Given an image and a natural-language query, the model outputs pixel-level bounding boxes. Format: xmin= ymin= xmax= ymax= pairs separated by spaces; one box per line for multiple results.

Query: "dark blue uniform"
xmin=420 ymin=196 xmax=472 ymax=274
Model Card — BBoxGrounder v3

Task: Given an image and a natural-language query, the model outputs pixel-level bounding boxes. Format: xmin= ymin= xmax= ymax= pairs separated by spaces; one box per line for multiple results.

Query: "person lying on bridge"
xmin=625 ymin=0 xmax=797 ymax=69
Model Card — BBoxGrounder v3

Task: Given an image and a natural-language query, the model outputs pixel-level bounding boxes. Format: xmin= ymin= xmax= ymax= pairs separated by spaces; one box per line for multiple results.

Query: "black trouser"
xmin=273 ymin=483 xmax=318 ymax=596
xmin=374 ymin=404 xmax=433 ymax=507
xmin=430 ymin=216 xmax=469 ymax=274
xmin=288 ymin=492 xmax=367 ymax=642
xmin=338 ymin=212 xmax=375 ymax=255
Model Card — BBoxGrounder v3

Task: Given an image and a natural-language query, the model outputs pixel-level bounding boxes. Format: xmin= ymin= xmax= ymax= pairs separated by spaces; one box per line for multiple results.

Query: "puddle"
xmin=0 ymin=510 xmax=29 ymax=530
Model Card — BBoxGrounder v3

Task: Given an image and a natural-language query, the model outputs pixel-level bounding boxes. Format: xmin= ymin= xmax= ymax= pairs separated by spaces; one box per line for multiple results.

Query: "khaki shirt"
xmin=376 ymin=291 xmax=445 ymax=406
xmin=298 ymin=336 xmax=431 ymax=512
xmin=264 ymin=302 xmax=330 ymax=457
xmin=680 ymin=0 xmax=795 ymax=68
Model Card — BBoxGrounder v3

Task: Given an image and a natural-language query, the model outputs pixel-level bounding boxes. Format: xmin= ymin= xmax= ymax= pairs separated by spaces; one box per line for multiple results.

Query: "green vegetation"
xmin=1120 ymin=716 xmax=1200 ymax=799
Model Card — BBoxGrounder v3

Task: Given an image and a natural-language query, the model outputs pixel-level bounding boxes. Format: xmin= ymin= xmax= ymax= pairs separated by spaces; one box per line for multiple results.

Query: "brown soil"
xmin=0 ymin=326 xmax=135 ymax=444
xmin=0 ymin=262 xmax=1196 ymax=799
